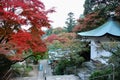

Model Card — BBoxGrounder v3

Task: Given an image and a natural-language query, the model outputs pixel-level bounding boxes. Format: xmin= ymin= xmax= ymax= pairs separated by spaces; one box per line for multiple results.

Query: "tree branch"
xmin=11 ymin=54 xmax=35 ymax=64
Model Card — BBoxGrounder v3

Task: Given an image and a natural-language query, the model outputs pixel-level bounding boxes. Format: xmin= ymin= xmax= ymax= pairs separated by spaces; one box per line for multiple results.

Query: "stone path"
xmin=12 ymin=77 xmax=43 ymax=80
xmin=13 ymin=75 xmax=79 ymax=80
xmin=40 ymin=60 xmax=53 ymax=76
xmin=11 ymin=59 xmax=80 ymax=80
xmin=47 ymin=75 xmax=79 ymax=80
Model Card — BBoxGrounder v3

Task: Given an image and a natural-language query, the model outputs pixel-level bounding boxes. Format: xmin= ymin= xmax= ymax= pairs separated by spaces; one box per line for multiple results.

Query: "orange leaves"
xmin=10 ymin=30 xmax=32 ymax=52
xmin=0 ymin=0 xmax=54 ymax=60
xmin=115 ymin=6 xmax=120 ymax=17
xmin=46 ymin=32 xmax=77 ymax=49
xmin=0 ymin=28 xmax=5 ymax=36
xmin=31 ymin=42 xmax=47 ymax=53
xmin=0 ymin=0 xmax=54 ymax=29
xmin=8 ymin=53 xmax=23 ymax=60
xmin=45 ymin=34 xmax=59 ymax=43
xmin=10 ymin=30 xmax=47 ymax=54
xmin=58 ymin=33 xmax=77 ymax=46
xmin=46 ymin=33 xmax=77 ymax=44
xmin=45 ymin=32 xmax=82 ymax=54
xmin=73 ymin=11 xmax=105 ymax=32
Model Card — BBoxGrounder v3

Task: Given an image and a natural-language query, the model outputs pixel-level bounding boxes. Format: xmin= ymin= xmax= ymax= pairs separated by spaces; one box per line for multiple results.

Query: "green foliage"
xmin=54 ymin=59 xmax=67 ymax=75
xmin=99 ymin=42 xmax=120 ymax=80
xmin=108 ymin=47 xmax=120 ymax=80
xmin=101 ymin=42 xmax=120 ymax=66
xmin=46 ymin=28 xmax=53 ymax=36
xmin=89 ymin=68 xmax=112 ymax=80
xmin=84 ymin=0 xmax=119 ymax=15
xmin=74 ymin=0 xmax=120 ymax=32
xmin=42 ymin=52 xmax=49 ymax=59
xmin=54 ymin=51 xmax=85 ymax=75
xmin=84 ymin=0 xmax=93 ymax=15
xmin=45 ymin=27 xmax=66 ymax=36
xmin=46 ymin=33 xmax=90 ymax=75
xmin=68 ymin=53 xmax=85 ymax=67
xmin=12 ymin=63 xmax=33 ymax=77
xmin=48 ymin=40 xmax=63 ymax=51
xmin=46 ymin=30 xmax=90 ymax=75
xmin=65 ymin=12 xmax=76 ymax=32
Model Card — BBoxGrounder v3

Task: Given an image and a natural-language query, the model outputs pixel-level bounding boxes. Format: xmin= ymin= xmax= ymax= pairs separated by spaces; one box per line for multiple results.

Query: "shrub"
xmin=89 ymin=68 xmax=112 ymax=80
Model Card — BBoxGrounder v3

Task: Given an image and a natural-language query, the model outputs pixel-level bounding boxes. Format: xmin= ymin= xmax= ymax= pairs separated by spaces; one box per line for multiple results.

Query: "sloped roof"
xmin=78 ymin=18 xmax=120 ymax=37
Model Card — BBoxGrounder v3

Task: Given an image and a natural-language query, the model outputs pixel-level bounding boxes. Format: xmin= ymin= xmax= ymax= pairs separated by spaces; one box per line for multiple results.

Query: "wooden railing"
xmin=89 ymin=63 xmax=115 ymax=80
xmin=90 ymin=73 xmax=114 ymax=80
xmin=0 ymin=68 xmax=13 ymax=80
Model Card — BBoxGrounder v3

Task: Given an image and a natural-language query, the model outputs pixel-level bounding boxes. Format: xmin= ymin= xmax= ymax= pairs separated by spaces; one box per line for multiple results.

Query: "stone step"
xmin=46 ymin=75 xmax=79 ymax=80
xmin=11 ymin=77 xmax=44 ymax=80
xmin=11 ymin=75 xmax=79 ymax=80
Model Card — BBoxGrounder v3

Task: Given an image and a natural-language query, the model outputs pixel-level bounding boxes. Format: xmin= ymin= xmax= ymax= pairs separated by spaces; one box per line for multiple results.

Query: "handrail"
xmin=89 ymin=63 xmax=115 ymax=80
xmin=90 ymin=73 xmax=113 ymax=80
xmin=2 ymin=68 xmax=13 ymax=80
xmin=2 ymin=68 xmax=12 ymax=78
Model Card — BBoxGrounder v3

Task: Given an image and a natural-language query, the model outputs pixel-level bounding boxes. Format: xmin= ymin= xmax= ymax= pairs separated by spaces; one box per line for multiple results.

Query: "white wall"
xmin=90 ymin=40 xmax=111 ymax=64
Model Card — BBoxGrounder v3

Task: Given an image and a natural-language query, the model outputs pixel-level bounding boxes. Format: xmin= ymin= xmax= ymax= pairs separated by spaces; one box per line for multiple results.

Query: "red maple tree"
xmin=45 ymin=34 xmax=59 ymax=43
xmin=46 ymin=32 xmax=77 ymax=47
xmin=73 ymin=5 xmax=120 ymax=33
xmin=73 ymin=11 xmax=106 ymax=32
xmin=0 ymin=0 xmax=54 ymax=61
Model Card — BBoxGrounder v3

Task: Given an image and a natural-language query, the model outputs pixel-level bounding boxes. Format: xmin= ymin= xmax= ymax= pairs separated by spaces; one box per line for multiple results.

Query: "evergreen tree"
xmin=46 ymin=28 xmax=53 ymax=36
xmin=84 ymin=0 xmax=120 ymax=15
xmin=64 ymin=12 xmax=76 ymax=32
xmin=73 ymin=0 xmax=120 ymax=32
xmin=83 ymin=0 xmax=93 ymax=15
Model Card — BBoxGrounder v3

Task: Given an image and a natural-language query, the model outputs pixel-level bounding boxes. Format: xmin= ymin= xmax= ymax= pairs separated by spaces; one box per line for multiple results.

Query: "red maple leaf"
xmin=0 ymin=0 xmax=54 ymax=60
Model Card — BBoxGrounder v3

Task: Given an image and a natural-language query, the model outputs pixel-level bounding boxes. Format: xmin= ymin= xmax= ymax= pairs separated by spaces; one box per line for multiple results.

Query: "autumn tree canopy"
xmin=73 ymin=0 xmax=120 ymax=32
xmin=0 ymin=0 xmax=54 ymax=60
xmin=46 ymin=32 xmax=89 ymax=54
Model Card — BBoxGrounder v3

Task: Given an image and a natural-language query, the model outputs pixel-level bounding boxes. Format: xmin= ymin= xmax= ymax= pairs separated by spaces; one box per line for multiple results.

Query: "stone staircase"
xmin=11 ymin=75 xmax=79 ymax=80
xmin=77 ymin=60 xmax=105 ymax=80
xmin=11 ymin=77 xmax=44 ymax=80
xmin=46 ymin=75 xmax=79 ymax=80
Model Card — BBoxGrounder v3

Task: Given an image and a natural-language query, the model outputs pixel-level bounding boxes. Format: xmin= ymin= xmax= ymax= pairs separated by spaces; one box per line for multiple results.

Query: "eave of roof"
xmin=78 ymin=18 xmax=120 ymax=37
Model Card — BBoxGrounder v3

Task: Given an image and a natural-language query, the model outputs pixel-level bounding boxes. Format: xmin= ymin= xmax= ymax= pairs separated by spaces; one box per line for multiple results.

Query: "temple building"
xmin=78 ymin=17 xmax=120 ymax=64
